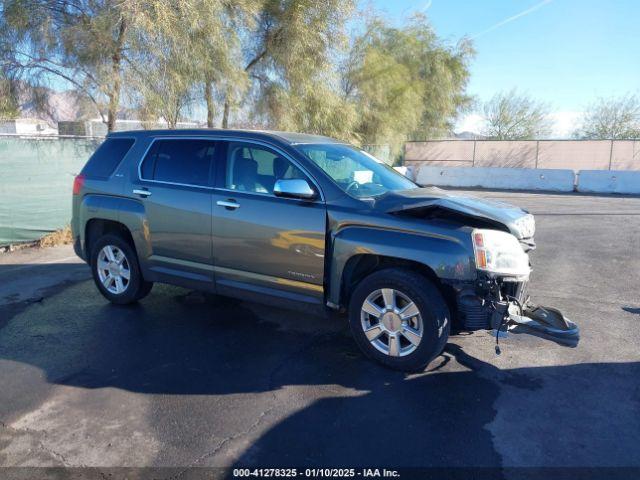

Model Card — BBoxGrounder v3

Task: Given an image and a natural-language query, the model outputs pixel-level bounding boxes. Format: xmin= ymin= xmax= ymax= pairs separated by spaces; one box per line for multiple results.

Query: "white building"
xmin=0 ymin=118 xmax=58 ymax=136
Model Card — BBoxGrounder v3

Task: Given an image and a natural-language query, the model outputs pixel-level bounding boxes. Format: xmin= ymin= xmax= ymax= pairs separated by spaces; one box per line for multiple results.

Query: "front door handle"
xmin=216 ymin=200 xmax=240 ymax=210
xmin=133 ymin=189 xmax=151 ymax=197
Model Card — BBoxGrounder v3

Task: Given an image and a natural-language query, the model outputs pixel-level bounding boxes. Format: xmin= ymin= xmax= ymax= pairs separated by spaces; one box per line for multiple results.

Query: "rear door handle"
xmin=216 ymin=200 xmax=240 ymax=210
xmin=133 ymin=189 xmax=151 ymax=197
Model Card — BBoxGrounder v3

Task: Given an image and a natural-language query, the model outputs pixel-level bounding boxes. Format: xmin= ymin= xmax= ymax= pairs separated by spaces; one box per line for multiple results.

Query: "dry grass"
xmin=0 ymin=225 xmax=73 ymax=253
xmin=37 ymin=225 xmax=73 ymax=248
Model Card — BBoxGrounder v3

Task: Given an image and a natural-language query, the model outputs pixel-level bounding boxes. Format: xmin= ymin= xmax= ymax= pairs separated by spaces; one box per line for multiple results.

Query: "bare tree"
xmin=133 ymin=0 xmax=255 ymax=129
xmin=0 ymin=0 xmax=246 ymax=131
xmin=481 ymin=89 xmax=551 ymax=140
xmin=342 ymin=14 xmax=475 ymax=152
xmin=0 ymin=0 xmax=138 ymax=131
xmin=573 ymin=95 xmax=640 ymax=139
xmin=221 ymin=0 xmax=354 ymax=129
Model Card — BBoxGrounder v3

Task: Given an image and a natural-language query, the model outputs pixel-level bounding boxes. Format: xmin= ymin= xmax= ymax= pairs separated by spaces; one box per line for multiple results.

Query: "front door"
xmin=131 ymin=138 xmax=216 ymax=287
xmin=211 ymin=141 xmax=326 ymax=304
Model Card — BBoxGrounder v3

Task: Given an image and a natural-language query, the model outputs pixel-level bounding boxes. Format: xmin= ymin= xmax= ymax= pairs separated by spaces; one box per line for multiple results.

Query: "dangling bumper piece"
xmin=504 ymin=303 xmax=579 ymax=347
xmin=455 ymin=276 xmax=580 ymax=348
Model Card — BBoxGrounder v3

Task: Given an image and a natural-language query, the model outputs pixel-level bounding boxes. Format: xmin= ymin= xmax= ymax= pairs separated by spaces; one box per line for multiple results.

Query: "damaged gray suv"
xmin=72 ymin=129 xmax=578 ymax=371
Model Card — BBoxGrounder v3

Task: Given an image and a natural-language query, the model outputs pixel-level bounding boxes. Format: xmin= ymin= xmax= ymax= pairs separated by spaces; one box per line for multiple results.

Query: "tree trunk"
xmin=107 ymin=18 xmax=127 ymax=132
xmin=245 ymin=49 xmax=267 ymax=73
xmin=216 ymin=49 xmax=267 ymax=130
xmin=222 ymin=96 xmax=230 ymax=129
xmin=107 ymin=93 xmax=118 ymax=132
xmin=168 ymin=97 xmax=181 ymax=129
xmin=205 ymin=81 xmax=214 ymax=128
xmin=218 ymin=49 xmax=267 ymax=129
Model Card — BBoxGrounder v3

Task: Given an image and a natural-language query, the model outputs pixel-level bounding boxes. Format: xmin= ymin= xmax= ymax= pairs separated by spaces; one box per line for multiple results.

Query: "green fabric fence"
xmin=0 ymin=136 xmax=391 ymax=246
xmin=0 ymin=136 xmax=102 ymax=246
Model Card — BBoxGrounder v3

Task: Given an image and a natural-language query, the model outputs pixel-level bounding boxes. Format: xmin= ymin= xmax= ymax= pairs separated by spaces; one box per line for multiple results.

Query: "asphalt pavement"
xmin=0 ymin=189 xmax=639 ymax=478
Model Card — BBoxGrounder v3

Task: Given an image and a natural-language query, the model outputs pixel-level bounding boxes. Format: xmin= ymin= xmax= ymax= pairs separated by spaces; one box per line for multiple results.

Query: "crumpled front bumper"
xmin=455 ymin=275 xmax=580 ymax=348
xmin=493 ymin=300 xmax=580 ymax=348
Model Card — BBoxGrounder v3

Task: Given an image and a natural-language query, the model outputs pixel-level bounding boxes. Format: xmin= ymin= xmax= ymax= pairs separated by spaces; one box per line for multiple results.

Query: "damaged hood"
xmin=375 ymin=187 xmax=534 ymax=239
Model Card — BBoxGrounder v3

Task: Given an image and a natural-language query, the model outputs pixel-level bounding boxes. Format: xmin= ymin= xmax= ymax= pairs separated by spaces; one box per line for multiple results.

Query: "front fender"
xmin=328 ymin=226 xmax=476 ymax=306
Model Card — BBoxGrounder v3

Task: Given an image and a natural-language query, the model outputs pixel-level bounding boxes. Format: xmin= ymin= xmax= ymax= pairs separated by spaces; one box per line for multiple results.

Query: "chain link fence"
xmin=0 ymin=135 xmax=101 ymax=245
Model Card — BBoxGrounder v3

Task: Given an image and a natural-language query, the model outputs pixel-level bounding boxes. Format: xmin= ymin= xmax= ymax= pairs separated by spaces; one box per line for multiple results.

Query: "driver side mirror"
xmin=273 ymin=179 xmax=317 ymax=200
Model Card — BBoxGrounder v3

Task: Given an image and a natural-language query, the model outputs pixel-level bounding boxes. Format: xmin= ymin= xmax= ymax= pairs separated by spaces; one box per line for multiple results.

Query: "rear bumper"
xmin=73 ymin=235 xmax=86 ymax=262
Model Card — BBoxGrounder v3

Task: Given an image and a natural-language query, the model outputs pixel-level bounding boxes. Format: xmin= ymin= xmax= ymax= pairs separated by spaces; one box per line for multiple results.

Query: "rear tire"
xmin=90 ymin=234 xmax=153 ymax=305
xmin=348 ymin=268 xmax=450 ymax=372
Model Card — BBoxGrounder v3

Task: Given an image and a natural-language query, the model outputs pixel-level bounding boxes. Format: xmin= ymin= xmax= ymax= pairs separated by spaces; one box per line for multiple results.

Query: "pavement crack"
xmin=171 ymin=406 xmax=277 ymax=479
xmin=170 ymin=333 xmax=338 ymax=479
xmin=267 ymin=331 xmax=339 ymax=391
xmin=0 ymin=419 xmax=78 ymax=467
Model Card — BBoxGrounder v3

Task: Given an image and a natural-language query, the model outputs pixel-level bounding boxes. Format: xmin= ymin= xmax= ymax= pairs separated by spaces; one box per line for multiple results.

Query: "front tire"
xmin=90 ymin=234 xmax=153 ymax=305
xmin=348 ymin=268 xmax=450 ymax=372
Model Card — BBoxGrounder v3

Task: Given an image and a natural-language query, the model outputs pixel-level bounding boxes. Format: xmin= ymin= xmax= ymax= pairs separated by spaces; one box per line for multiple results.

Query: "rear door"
xmin=211 ymin=140 xmax=327 ymax=304
xmin=130 ymin=138 xmax=216 ymax=287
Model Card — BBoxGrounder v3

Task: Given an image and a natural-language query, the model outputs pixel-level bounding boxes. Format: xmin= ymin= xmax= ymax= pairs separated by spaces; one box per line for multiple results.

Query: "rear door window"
xmin=140 ymin=139 xmax=216 ymax=187
xmin=81 ymin=138 xmax=135 ymax=178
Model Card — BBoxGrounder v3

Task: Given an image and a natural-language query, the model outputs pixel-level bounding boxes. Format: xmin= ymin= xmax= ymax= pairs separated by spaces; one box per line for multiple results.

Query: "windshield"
xmin=295 ymin=144 xmax=418 ymax=198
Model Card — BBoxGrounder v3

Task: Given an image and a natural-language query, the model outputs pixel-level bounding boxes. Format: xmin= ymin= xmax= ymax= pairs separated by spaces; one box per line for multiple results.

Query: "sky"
xmin=364 ymin=0 xmax=640 ymax=137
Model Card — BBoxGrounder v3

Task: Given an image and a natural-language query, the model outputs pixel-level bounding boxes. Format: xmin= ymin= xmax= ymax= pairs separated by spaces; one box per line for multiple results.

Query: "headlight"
xmin=514 ymin=214 xmax=535 ymax=238
xmin=472 ymin=229 xmax=531 ymax=277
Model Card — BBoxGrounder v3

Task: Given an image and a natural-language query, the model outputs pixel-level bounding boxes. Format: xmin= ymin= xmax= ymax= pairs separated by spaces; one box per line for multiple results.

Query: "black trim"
xmin=213 ymin=141 xmax=228 ymax=189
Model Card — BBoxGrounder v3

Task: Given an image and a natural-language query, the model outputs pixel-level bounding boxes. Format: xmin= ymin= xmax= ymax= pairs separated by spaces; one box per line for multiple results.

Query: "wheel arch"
xmin=339 ymin=254 xmax=459 ymax=316
xmin=328 ymin=226 xmax=474 ymax=310
xmin=85 ymin=219 xmax=135 ymax=258
xmin=79 ymin=195 xmax=150 ymax=265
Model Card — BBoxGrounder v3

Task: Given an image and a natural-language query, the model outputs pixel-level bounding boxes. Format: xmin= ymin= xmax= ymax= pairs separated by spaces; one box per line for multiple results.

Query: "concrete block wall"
xmin=405 ymin=141 xmax=474 ymax=168
xmin=474 ymin=141 xmax=538 ymax=168
xmin=405 ymin=140 xmax=640 ymax=171
xmin=611 ymin=141 xmax=640 ymax=170
xmin=405 ymin=140 xmax=640 ymax=194
xmin=536 ymin=141 xmax=612 ymax=170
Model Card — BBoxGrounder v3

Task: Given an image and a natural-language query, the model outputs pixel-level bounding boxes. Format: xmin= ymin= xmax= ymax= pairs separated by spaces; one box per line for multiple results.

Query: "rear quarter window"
xmin=81 ymin=138 xmax=135 ymax=178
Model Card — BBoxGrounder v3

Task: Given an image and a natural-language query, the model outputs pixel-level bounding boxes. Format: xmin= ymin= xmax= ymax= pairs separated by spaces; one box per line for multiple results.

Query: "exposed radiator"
xmin=458 ymin=294 xmax=490 ymax=330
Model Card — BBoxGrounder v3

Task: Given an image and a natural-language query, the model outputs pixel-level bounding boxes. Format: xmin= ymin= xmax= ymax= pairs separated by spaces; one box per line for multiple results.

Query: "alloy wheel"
xmin=360 ymin=288 xmax=424 ymax=357
xmin=96 ymin=245 xmax=131 ymax=295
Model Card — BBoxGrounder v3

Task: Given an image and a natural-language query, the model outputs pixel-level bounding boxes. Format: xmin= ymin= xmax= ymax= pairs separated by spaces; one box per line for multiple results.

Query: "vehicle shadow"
xmin=225 ymin=341 xmax=513 ymax=469
xmin=1 ymin=278 xmax=639 ymax=469
xmin=0 ymin=261 xmax=90 ymax=328
xmin=227 ymin=341 xmax=640 ymax=470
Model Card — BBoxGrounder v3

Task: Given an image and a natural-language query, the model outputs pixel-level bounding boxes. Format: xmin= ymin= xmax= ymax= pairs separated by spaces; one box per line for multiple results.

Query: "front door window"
xmin=225 ymin=142 xmax=306 ymax=195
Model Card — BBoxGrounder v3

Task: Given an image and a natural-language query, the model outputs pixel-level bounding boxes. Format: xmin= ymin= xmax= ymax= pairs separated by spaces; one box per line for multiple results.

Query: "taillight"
xmin=73 ymin=174 xmax=85 ymax=195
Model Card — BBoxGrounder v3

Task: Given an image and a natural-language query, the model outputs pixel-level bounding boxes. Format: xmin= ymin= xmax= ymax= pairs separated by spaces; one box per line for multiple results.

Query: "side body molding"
xmin=327 ymin=226 xmax=476 ymax=307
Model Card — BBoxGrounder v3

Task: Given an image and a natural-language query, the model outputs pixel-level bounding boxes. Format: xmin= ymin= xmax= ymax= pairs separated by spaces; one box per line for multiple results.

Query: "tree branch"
xmin=5 ymin=59 xmax=106 ymax=123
